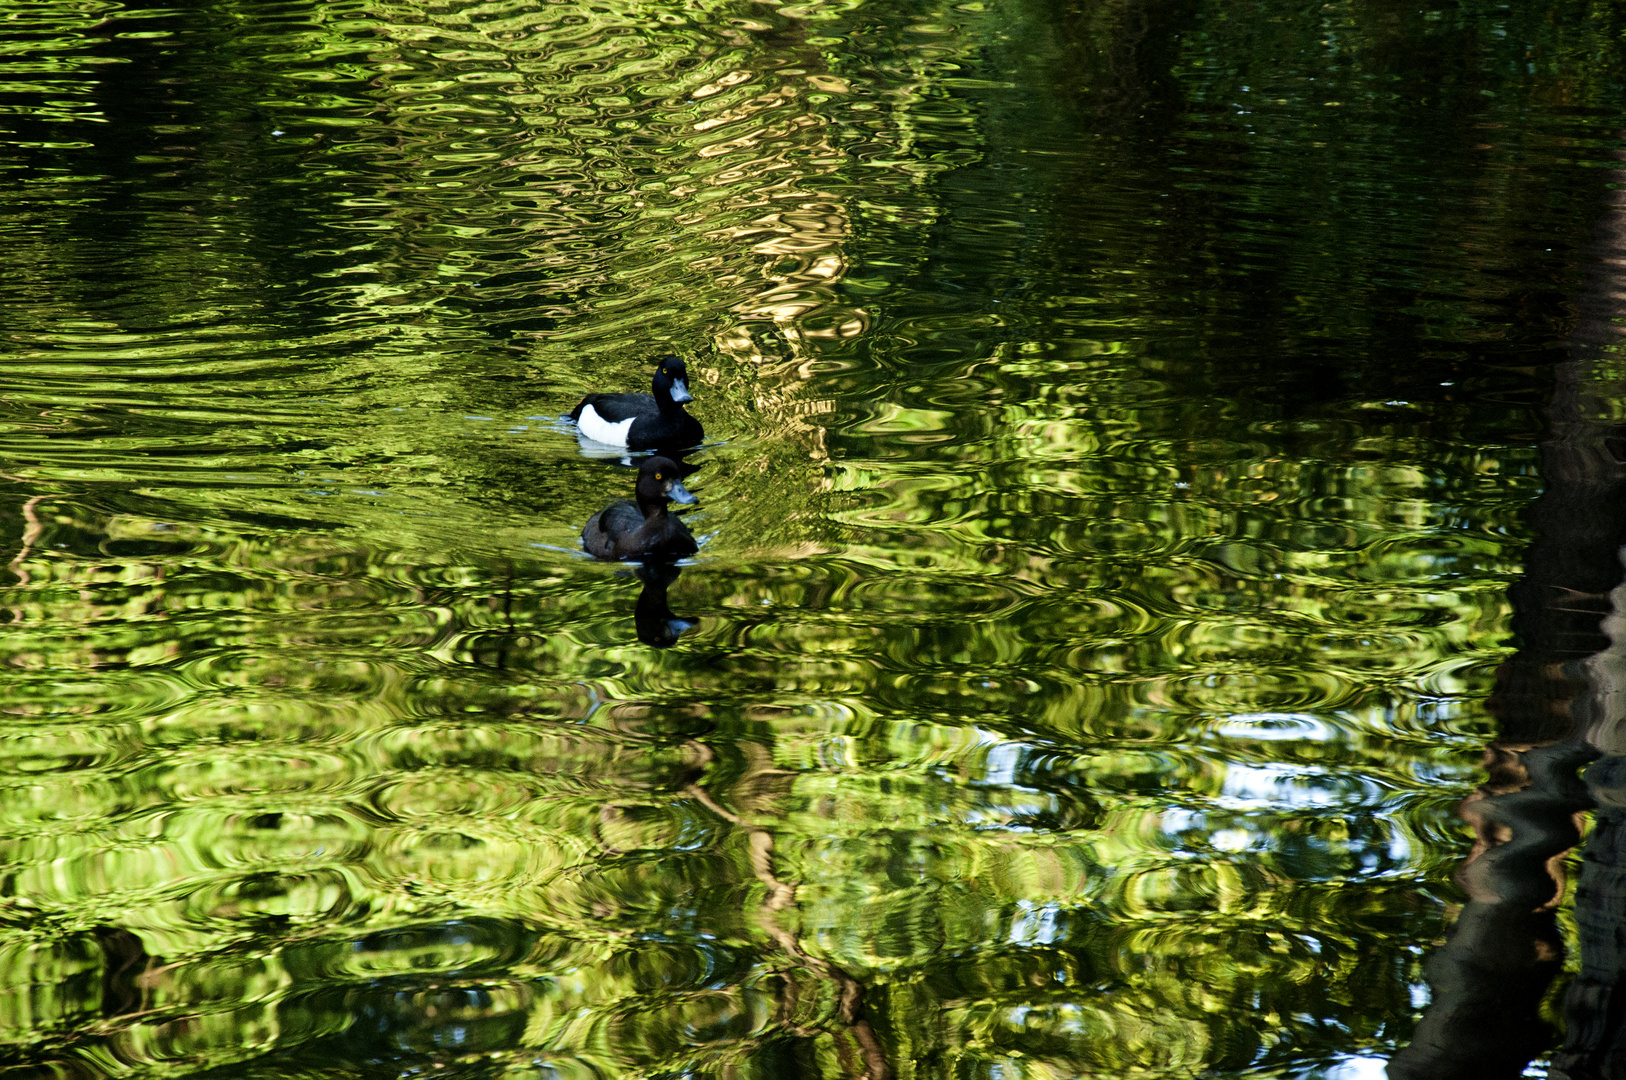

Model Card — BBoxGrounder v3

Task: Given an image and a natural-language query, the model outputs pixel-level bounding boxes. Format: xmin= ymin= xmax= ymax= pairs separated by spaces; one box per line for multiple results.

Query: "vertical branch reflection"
xmin=682 ymin=740 xmax=893 ymax=1080
xmin=4 ymin=493 xmax=45 ymax=587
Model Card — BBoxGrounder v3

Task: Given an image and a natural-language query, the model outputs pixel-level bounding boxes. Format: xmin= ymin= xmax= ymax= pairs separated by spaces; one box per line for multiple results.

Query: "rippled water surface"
xmin=6 ymin=0 xmax=1626 ymax=1076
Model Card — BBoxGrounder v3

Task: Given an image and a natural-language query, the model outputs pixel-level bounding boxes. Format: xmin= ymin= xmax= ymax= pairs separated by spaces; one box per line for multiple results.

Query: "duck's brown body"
xmin=581 ymin=500 xmax=696 ymax=561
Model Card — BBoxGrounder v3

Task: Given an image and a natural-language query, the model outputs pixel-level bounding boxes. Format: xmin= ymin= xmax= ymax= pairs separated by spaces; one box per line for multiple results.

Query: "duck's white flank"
xmin=577 ymin=404 xmax=636 ymax=446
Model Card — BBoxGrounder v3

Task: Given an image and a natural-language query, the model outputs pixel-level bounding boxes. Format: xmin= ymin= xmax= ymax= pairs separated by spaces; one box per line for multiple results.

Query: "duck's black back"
xmin=570 ymin=393 xmax=650 ymax=424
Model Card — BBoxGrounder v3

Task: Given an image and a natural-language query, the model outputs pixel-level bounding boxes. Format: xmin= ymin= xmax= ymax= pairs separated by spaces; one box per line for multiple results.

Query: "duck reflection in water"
xmin=633 ymin=561 xmax=698 ymax=648
xmin=581 ymin=455 xmax=701 ymax=648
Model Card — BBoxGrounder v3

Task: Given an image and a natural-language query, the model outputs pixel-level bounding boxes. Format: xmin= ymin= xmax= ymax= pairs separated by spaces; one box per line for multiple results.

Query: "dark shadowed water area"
xmin=6 ymin=0 xmax=1626 ymax=1077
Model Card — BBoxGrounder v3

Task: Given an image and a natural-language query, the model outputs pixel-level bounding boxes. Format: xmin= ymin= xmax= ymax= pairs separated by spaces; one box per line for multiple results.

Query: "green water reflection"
xmin=3 ymin=0 xmax=1626 ymax=1075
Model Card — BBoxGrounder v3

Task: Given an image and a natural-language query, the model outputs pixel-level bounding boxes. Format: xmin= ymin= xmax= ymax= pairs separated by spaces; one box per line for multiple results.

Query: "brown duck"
xmin=580 ymin=456 xmax=699 ymax=561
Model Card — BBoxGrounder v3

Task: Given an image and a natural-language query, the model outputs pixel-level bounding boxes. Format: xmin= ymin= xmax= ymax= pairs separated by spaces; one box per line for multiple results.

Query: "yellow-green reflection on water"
xmin=3 ymin=0 xmax=1626 ymax=1075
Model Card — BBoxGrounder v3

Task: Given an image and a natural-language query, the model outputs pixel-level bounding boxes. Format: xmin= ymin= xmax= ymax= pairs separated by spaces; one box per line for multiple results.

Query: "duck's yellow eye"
xmin=655 ymin=472 xmax=664 ymax=480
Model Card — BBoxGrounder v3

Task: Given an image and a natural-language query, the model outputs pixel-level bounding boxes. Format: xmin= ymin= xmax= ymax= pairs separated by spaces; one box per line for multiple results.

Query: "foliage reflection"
xmin=3 ymin=0 xmax=1626 ymax=1076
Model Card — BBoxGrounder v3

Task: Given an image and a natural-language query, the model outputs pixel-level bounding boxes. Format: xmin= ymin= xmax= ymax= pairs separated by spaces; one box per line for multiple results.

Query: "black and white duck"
xmin=570 ymin=355 xmax=704 ymax=450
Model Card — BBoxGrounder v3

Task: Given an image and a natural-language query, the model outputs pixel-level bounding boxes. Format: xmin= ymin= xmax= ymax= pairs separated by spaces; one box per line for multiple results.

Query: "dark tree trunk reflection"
xmin=1391 ymin=170 xmax=1626 ymax=1079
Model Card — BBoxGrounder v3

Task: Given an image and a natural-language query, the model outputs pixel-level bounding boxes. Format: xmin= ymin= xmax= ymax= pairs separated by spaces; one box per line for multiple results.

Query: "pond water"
xmin=5 ymin=0 xmax=1626 ymax=1077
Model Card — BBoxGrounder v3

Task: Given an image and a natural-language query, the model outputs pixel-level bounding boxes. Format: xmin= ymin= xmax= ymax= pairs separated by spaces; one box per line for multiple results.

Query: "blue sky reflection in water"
xmin=3 ymin=0 xmax=1626 ymax=1076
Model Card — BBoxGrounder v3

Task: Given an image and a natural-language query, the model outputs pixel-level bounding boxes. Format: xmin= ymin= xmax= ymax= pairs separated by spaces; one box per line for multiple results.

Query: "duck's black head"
xmin=636 ymin=455 xmax=698 ymax=509
xmin=651 ymin=355 xmax=694 ymax=406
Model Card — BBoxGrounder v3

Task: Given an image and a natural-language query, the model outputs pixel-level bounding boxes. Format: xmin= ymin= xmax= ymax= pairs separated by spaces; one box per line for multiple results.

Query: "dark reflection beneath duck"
xmin=633 ymin=561 xmax=698 ymax=648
